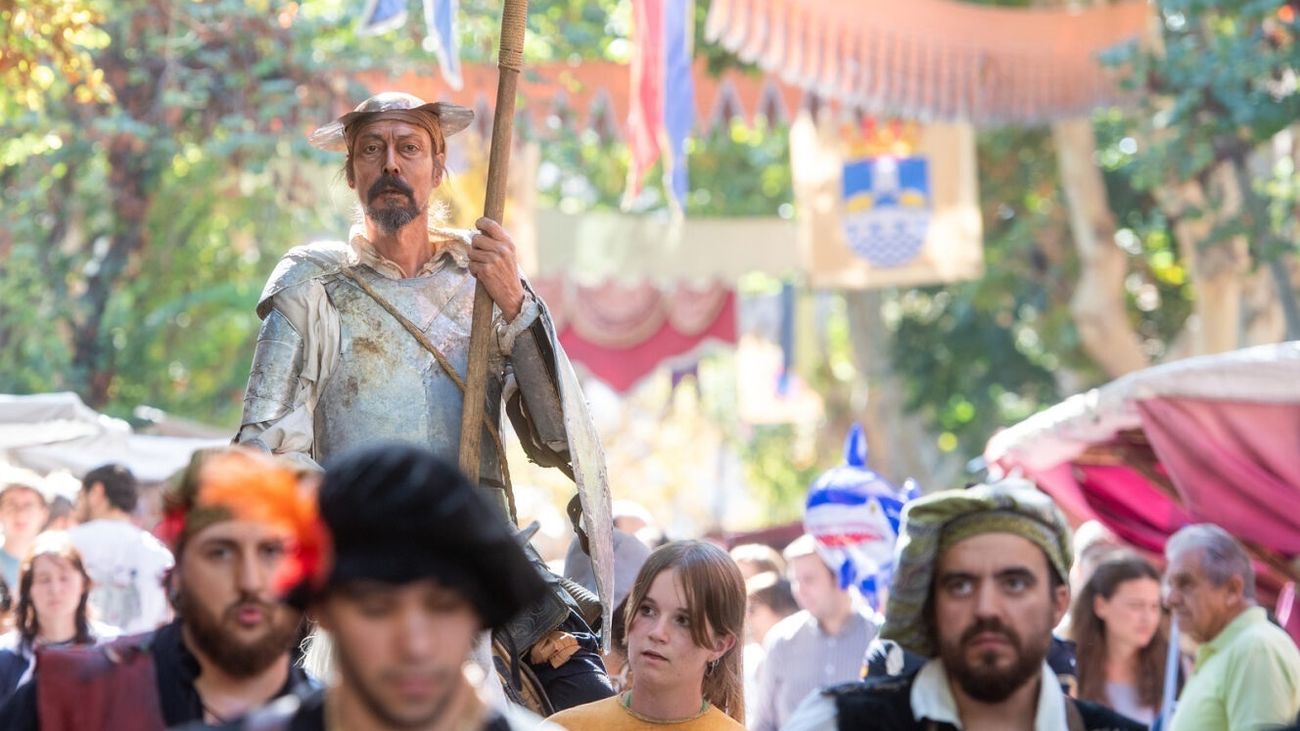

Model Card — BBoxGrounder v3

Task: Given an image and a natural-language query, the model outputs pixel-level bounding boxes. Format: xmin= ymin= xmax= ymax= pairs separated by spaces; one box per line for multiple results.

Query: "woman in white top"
xmin=0 ymin=531 xmax=117 ymax=705
xmin=1069 ymin=553 xmax=1169 ymax=724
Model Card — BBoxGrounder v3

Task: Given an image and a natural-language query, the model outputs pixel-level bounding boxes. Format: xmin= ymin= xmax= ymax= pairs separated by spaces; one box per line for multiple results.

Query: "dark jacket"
xmin=0 ymin=620 xmax=313 ymax=730
xmin=189 ymin=688 xmax=516 ymax=731
xmin=827 ymin=668 xmax=1147 ymax=731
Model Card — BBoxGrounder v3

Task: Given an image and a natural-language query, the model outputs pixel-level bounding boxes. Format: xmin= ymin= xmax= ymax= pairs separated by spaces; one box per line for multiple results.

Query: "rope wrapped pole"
xmin=459 ymin=0 xmax=529 ymax=486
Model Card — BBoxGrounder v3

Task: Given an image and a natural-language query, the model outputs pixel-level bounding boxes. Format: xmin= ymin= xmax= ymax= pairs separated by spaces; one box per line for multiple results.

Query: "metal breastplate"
xmin=315 ymin=265 xmax=503 ymax=479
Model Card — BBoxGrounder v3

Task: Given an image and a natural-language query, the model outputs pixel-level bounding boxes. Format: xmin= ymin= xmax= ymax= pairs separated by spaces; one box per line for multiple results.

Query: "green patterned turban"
xmin=880 ymin=479 xmax=1072 ymax=657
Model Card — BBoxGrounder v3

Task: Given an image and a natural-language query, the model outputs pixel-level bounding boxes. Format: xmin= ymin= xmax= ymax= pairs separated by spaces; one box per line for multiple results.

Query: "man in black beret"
xmin=223 ymin=443 xmax=563 ymax=730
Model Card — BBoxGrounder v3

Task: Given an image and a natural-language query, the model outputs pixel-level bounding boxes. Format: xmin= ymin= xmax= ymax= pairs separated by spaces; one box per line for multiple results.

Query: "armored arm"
xmin=235 ymin=308 xmax=306 ymax=450
xmin=503 ymin=300 xmax=574 ymax=476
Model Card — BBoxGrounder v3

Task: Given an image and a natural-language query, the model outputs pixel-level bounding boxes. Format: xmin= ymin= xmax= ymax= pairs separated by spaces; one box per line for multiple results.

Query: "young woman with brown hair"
xmin=0 ymin=531 xmax=118 ymax=704
xmin=551 ymin=540 xmax=746 ymax=729
xmin=1069 ymin=553 xmax=1169 ymax=724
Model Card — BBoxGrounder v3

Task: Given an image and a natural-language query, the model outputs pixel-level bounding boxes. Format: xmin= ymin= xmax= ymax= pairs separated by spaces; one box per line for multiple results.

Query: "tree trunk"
xmin=72 ymin=139 xmax=153 ymax=407
xmin=844 ymin=290 xmax=961 ymax=490
xmin=69 ymin=12 xmax=164 ymax=408
xmin=1051 ymin=118 xmax=1151 ymax=377
xmin=1156 ymin=166 xmax=1251 ymax=355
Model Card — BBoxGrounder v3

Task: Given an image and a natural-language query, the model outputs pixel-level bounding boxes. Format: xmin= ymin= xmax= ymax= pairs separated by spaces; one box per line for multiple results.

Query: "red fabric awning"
xmin=706 ymin=0 xmax=1150 ymax=125
xmin=986 ymin=344 xmax=1300 ymax=641
xmin=532 ymin=277 xmax=738 ymax=393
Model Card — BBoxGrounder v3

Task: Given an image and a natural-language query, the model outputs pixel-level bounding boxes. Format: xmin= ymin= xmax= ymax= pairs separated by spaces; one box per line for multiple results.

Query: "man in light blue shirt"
xmin=748 ymin=535 xmax=877 ymax=731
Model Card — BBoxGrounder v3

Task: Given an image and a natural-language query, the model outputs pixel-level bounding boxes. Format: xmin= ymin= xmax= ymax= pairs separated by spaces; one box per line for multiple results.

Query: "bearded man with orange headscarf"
xmin=0 ymin=447 xmax=321 ymax=730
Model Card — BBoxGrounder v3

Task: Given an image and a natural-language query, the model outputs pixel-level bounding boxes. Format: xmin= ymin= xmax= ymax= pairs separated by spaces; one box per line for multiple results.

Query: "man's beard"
xmin=178 ymin=586 xmax=300 ymax=678
xmin=365 ymin=175 xmax=423 ymax=234
xmin=938 ymin=616 xmax=1050 ymax=704
xmin=331 ymin=634 xmax=462 ymax=730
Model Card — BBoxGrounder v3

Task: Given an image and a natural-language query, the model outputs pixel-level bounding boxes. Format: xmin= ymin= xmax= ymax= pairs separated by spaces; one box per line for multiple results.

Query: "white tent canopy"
xmin=0 ymin=392 xmax=226 ymax=482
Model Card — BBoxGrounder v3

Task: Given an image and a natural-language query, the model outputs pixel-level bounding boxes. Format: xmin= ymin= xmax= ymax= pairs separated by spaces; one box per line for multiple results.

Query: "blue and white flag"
xmin=358 ymin=0 xmax=463 ymax=90
xmin=421 ymin=0 xmax=462 ymax=90
xmin=358 ymin=0 xmax=408 ymax=34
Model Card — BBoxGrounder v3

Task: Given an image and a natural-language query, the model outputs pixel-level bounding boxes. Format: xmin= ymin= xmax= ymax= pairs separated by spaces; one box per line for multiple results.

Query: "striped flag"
xmin=625 ymin=0 xmax=696 ymax=212
xmin=358 ymin=0 xmax=463 ymax=90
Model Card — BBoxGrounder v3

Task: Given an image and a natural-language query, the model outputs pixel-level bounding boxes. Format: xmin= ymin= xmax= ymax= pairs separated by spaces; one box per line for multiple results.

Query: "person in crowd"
xmin=1056 ymin=520 xmax=1125 ymax=638
xmin=0 ymin=447 xmax=315 ymax=729
xmin=746 ymin=572 xmax=798 ymax=649
xmin=0 ymin=575 xmax=11 ymax=628
xmin=234 ymin=91 xmax=614 ymax=710
xmin=1070 ymin=521 xmax=1124 ymax=598
xmin=0 ymin=532 xmax=118 ymax=703
xmin=565 ymin=528 xmax=651 ymax=695
xmin=69 ymin=463 xmax=175 ymax=634
xmin=612 ymin=501 xmax=655 ymax=541
xmin=1165 ymin=523 xmax=1300 ymax=730
xmin=565 ymin=528 xmax=651 ymax=614
xmin=551 ymin=540 xmax=746 ymax=730
xmin=0 ymin=474 xmax=49 ymax=589
xmin=742 ymin=571 xmax=798 ymax=714
xmin=1069 ymin=553 xmax=1168 ymax=724
xmin=783 ymin=480 xmax=1143 ymax=731
xmin=729 ymin=544 xmax=785 ymax=581
xmin=748 ymin=534 xmax=877 ymax=731
xmin=204 ymin=443 xmax=562 ymax=730
xmin=40 ymin=497 xmax=75 ymax=533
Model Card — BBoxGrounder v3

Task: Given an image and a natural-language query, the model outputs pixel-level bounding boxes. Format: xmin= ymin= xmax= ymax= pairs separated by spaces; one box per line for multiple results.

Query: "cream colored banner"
xmin=791 ymin=111 xmax=983 ymax=290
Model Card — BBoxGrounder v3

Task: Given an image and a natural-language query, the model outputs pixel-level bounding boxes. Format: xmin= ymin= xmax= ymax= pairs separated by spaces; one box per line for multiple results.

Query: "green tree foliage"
xmin=1 ymin=0 xmax=362 ymax=421
xmin=1113 ymin=0 xmax=1300 ymax=335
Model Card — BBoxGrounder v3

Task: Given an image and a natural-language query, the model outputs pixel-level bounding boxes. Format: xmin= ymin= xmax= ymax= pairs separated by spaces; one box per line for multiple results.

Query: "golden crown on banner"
xmin=841 ymin=119 xmax=923 ymax=160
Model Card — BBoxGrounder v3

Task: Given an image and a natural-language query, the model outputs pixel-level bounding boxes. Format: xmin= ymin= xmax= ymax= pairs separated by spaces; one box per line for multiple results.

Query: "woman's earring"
xmin=707 ymin=658 xmax=719 ymax=675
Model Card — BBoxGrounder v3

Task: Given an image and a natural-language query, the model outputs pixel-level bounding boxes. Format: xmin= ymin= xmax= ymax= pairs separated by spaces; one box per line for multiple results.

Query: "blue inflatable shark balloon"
xmin=803 ymin=423 xmax=920 ymax=609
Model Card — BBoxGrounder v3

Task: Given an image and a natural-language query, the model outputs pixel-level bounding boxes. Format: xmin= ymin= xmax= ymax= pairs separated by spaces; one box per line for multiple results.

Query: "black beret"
xmin=310 ymin=443 xmax=545 ymax=628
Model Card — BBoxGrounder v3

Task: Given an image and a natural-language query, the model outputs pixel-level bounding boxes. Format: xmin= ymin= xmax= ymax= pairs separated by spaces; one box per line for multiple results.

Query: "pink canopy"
xmin=985 ymin=343 xmax=1300 ymax=640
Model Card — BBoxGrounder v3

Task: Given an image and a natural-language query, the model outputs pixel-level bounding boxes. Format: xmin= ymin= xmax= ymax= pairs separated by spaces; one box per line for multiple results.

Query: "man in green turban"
xmin=783 ymin=480 xmax=1143 ymax=731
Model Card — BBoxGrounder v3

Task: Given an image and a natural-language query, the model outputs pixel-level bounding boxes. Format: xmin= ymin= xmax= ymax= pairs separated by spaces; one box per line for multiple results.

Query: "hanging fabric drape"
xmin=984 ymin=342 xmax=1300 ymax=642
xmin=705 ymin=0 xmax=1149 ymax=125
xmin=531 ymin=278 xmax=737 ymax=393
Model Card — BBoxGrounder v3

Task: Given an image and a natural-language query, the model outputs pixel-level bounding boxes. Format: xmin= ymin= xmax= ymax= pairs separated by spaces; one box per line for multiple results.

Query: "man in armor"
xmin=234 ymin=92 xmax=614 ymax=711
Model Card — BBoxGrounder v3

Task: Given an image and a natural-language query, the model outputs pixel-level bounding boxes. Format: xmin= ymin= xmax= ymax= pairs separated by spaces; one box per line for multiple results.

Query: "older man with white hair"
xmin=1165 ymin=523 xmax=1300 ymax=731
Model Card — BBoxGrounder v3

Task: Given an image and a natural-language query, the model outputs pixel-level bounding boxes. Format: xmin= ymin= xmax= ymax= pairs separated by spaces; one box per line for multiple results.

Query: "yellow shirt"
xmin=550 ymin=696 xmax=744 ymax=731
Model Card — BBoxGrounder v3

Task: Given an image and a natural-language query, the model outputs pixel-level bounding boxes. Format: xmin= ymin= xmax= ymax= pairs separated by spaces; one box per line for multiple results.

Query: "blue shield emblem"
xmin=841 ymin=155 xmax=932 ymax=268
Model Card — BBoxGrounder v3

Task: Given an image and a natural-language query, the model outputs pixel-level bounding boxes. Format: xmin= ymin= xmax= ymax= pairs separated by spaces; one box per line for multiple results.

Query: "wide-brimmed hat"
xmin=309 ymin=91 xmax=475 ymax=153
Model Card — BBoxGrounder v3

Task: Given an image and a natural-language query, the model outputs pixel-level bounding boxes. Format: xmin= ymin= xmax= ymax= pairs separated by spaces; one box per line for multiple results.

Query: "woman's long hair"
xmin=624 ymin=540 xmax=747 ymax=723
xmin=16 ymin=531 xmax=93 ymax=647
xmin=1069 ymin=554 xmax=1166 ymax=709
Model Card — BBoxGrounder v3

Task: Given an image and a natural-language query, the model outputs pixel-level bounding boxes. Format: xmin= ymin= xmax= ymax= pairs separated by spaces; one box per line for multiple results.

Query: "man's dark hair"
xmin=82 ymin=463 xmax=138 ymax=513
xmin=747 ymin=572 xmax=799 ymax=617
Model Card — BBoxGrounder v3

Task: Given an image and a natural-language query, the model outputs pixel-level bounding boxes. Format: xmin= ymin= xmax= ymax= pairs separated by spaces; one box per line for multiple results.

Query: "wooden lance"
xmin=459 ymin=0 xmax=528 ymax=487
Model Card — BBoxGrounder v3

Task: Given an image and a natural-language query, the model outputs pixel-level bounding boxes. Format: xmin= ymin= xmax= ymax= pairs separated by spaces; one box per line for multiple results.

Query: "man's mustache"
xmin=367 ymin=175 xmax=415 ymax=202
xmin=960 ymin=618 xmax=1021 ymax=649
xmin=224 ymin=592 xmax=277 ymax=621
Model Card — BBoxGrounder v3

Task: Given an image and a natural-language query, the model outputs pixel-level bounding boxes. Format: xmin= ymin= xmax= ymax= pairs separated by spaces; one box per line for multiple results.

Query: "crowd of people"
xmin=0 ymin=447 xmax=1296 ymax=730
xmin=3 ymin=88 xmax=1296 ymax=730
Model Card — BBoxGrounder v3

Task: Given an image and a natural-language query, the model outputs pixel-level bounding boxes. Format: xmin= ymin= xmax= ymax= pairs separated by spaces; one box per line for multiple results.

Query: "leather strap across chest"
xmin=336 ymin=267 xmax=515 ymax=517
